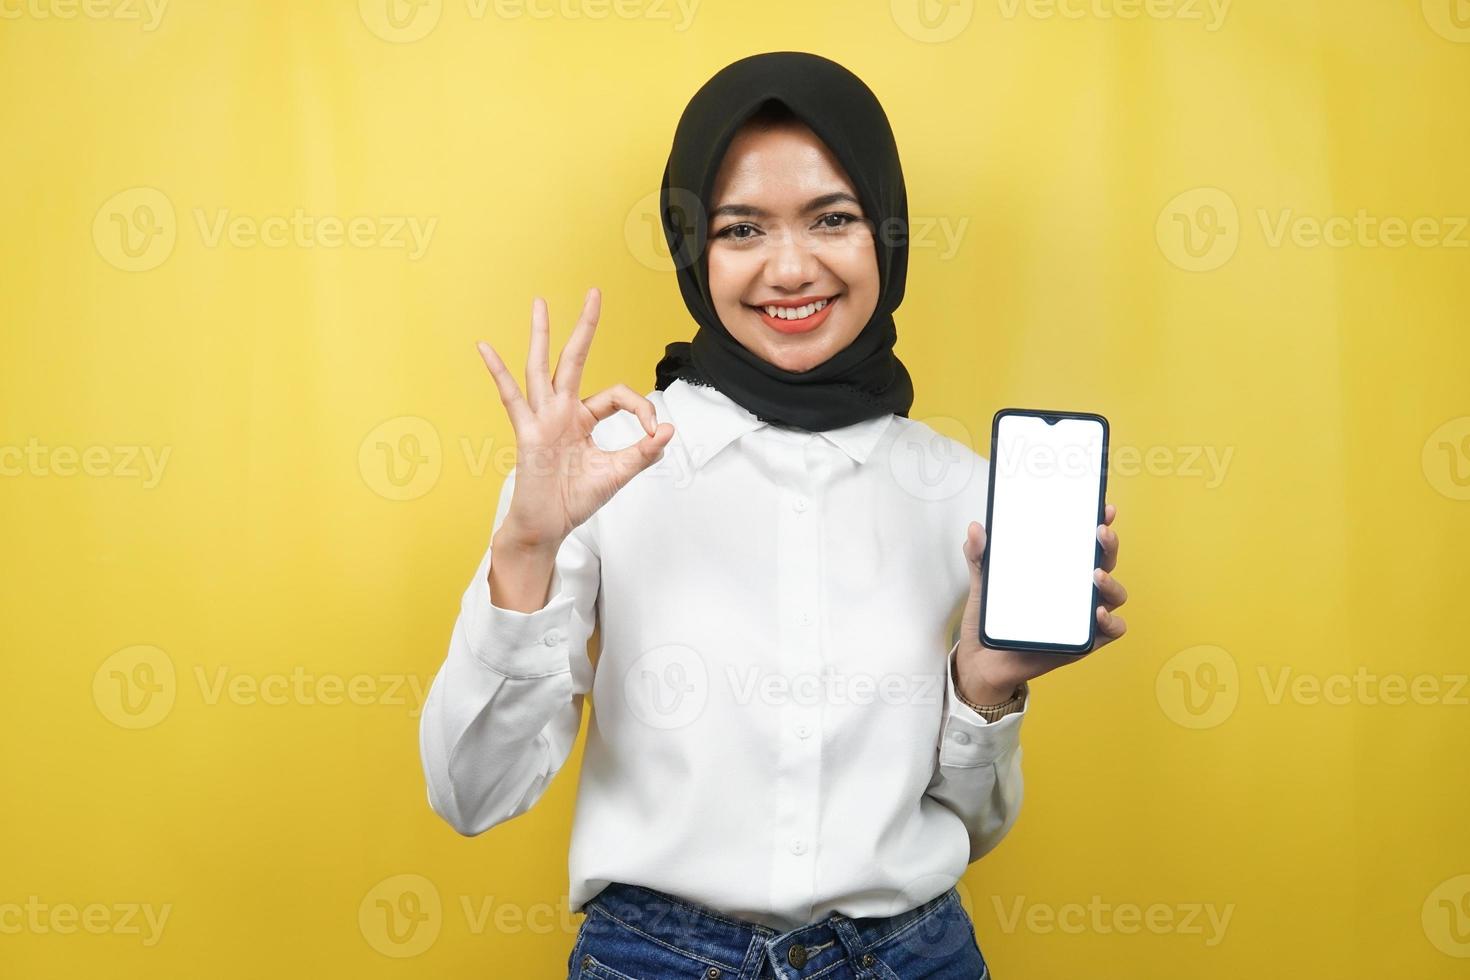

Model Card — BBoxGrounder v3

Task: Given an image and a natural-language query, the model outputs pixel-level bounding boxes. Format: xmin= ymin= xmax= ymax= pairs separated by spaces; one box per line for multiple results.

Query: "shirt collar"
xmin=661 ymin=378 xmax=895 ymax=470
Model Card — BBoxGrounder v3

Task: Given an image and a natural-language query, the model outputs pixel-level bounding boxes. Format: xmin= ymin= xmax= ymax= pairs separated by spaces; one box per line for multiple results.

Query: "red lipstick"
xmin=748 ymin=294 xmax=839 ymax=335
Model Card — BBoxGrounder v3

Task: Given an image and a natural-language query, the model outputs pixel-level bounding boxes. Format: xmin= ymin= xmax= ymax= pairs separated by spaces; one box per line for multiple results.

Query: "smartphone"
xmin=979 ymin=408 xmax=1110 ymax=654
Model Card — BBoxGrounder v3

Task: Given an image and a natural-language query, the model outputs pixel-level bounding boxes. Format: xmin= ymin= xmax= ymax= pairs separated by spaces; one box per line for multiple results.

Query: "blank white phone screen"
xmin=984 ymin=415 xmax=1105 ymax=648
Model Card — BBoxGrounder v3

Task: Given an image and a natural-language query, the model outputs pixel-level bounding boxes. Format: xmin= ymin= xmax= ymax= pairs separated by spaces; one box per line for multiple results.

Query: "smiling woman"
xmin=704 ymin=100 xmax=881 ymax=369
xmin=418 ymin=50 xmax=1125 ymax=980
xmin=651 ymin=54 xmax=917 ymax=433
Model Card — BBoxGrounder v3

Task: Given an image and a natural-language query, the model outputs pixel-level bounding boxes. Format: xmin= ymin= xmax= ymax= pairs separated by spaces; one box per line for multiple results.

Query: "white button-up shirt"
xmin=419 ymin=377 xmax=1028 ymax=933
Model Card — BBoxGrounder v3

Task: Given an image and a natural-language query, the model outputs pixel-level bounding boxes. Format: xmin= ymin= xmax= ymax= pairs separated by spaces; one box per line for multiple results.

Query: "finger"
xmin=526 ymin=296 xmax=552 ymax=408
xmin=1096 ymin=604 xmax=1127 ymax=641
xmin=962 ymin=521 xmax=987 ymax=564
xmin=1104 ymin=502 xmax=1116 ymax=526
xmin=1096 ymin=522 xmax=1119 ymax=573
xmin=608 ymin=422 xmax=676 ymax=486
xmin=476 ymin=341 xmax=532 ymax=430
xmin=552 ymin=287 xmax=600 ymax=397
xmin=1092 ymin=567 xmax=1128 ymax=609
xmin=583 ymin=383 xmax=660 ymax=438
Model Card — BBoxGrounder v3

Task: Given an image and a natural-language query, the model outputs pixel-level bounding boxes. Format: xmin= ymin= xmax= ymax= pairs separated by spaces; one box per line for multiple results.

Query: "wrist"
xmin=487 ymin=529 xmax=562 ymax=614
xmin=493 ymin=523 xmax=564 ymax=557
xmin=953 ymin=657 xmax=1023 ymax=709
xmin=963 ymin=680 xmax=1018 ymax=707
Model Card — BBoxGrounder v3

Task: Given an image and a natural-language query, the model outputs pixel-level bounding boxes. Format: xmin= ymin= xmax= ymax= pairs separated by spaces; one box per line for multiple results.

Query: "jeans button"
xmin=787 ymin=944 xmax=808 ymax=967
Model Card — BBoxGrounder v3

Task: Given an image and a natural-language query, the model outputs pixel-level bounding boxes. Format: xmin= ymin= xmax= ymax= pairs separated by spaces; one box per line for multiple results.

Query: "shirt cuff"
xmin=940 ymin=639 xmax=1028 ymax=768
xmin=460 ymin=549 xmax=578 ymax=679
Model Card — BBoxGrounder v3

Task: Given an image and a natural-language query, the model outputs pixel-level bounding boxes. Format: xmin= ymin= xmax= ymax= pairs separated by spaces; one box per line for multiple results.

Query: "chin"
xmin=763 ymin=343 xmax=826 ymax=374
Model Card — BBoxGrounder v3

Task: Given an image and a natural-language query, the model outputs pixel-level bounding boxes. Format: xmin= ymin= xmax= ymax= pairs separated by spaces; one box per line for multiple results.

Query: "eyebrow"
xmin=709 ymin=192 xmax=862 ymax=220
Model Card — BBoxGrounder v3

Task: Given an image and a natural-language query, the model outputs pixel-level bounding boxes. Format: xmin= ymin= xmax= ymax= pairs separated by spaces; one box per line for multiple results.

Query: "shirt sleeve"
xmin=418 ymin=466 xmax=600 ymax=837
xmin=924 ymin=635 xmax=1028 ymax=864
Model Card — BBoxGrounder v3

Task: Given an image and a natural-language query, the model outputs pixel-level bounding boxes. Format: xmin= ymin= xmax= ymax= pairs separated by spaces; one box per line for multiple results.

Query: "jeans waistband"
xmin=585 ymin=881 xmax=958 ymax=976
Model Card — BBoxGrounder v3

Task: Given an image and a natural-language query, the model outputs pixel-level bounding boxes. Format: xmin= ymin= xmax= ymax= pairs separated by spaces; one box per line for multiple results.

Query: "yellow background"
xmin=3 ymin=1 xmax=1468 ymax=977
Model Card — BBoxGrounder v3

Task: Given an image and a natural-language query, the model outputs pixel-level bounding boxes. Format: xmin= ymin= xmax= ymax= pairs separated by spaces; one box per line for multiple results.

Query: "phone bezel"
xmin=978 ymin=407 xmax=1111 ymax=655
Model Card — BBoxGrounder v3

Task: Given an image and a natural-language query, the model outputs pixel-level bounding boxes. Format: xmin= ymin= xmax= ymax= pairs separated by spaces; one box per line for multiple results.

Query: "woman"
xmin=420 ymin=51 xmax=1128 ymax=979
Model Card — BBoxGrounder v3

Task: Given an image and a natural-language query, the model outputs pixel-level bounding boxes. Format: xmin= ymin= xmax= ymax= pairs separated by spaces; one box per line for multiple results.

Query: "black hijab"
xmin=652 ymin=51 xmax=915 ymax=432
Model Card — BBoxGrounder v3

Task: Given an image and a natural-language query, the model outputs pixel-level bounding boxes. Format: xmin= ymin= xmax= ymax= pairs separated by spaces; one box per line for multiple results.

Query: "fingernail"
xmin=1094 ymin=568 xmax=1105 ymax=582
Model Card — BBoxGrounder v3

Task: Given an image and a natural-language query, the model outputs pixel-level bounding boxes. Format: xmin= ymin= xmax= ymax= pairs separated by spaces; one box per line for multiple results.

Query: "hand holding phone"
xmin=953 ymin=409 xmax=1129 ymax=703
xmin=979 ymin=409 xmax=1113 ymax=654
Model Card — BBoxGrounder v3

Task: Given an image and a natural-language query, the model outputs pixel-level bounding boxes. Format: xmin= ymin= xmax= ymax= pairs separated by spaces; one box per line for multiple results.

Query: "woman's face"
xmin=705 ymin=119 xmax=879 ymax=373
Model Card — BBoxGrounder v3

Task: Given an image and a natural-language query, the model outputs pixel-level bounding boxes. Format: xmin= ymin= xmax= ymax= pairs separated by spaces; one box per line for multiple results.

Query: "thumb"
xmin=959 ymin=521 xmax=986 ymax=649
xmin=963 ymin=520 xmax=986 ymax=586
xmin=608 ymin=422 xmax=675 ymax=486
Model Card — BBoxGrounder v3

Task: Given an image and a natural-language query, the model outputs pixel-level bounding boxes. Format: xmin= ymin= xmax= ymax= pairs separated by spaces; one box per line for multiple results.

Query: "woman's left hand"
xmin=954 ymin=503 xmax=1129 ymax=704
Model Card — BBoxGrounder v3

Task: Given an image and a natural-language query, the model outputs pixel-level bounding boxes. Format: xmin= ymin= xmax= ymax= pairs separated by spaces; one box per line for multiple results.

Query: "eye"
xmin=713 ymin=222 xmax=760 ymax=241
xmin=816 ymin=212 xmax=861 ymax=231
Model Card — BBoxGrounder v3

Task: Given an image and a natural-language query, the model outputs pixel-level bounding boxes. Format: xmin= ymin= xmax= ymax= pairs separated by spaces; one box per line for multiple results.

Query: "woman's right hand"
xmin=476 ymin=287 xmax=674 ymax=553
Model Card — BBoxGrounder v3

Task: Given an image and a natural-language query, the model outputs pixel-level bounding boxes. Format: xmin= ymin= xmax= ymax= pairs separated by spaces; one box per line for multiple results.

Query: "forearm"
xmin=421 ymin=537 xmax=588 ymax=836
xmin=488 ymin=526 xmax=562 ymax=613
xmin=929 ymin=647 xmax=1027 ymax=863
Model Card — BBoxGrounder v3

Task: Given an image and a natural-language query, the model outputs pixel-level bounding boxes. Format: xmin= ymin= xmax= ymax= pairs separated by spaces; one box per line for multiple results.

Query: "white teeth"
xmin=762 ymin=298 xmax=830 ymax=320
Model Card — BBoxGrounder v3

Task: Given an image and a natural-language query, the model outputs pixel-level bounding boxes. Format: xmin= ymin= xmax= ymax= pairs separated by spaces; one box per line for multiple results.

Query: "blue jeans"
xmin=568 ymin=881 xmax=990 ymax=979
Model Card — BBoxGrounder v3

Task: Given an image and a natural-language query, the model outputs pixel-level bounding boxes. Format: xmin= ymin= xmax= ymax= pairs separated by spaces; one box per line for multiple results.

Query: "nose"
xmin=762 ymin=227 xmax=822 ymax=294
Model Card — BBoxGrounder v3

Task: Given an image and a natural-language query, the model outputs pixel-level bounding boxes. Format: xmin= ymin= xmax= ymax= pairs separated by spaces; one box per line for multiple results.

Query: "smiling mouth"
xmin=747 ymin=294 xmax=840 ymax=334
xmin=756 ymin=296 xmax=834 ymax=319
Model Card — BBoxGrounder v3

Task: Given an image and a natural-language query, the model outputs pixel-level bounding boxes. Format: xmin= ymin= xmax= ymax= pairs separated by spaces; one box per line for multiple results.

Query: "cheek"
xmin=706 ymin=248 xmax=753 ymax=308
xmin=824 ymin=240 xmax=880 ymax=329
xmin=704 ymin=249 xmax=762 ymax=342
xmin=825 ymin=237 xmax=879 ymax=297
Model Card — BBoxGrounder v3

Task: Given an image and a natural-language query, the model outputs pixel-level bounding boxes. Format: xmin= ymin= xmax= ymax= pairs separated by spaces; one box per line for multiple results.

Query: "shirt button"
xmin=792 ymin=495 xmax=808 ymax=512
xmin=791 ymin=838 xmax=807 ymax=855
xmin=952 ymin=731 xmax=971 ymax=745
xmin=797 ymin=611 xmax=812 ymax=627
xmin=795 ymin=723 xmax=811 ymax=739
xmin=542 ymin=630 xmax=562 ymax=647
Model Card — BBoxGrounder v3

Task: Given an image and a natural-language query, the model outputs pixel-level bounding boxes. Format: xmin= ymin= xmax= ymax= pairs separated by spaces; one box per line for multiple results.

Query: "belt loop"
xmin=829 ymin=915 xmax=868 ymax=965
